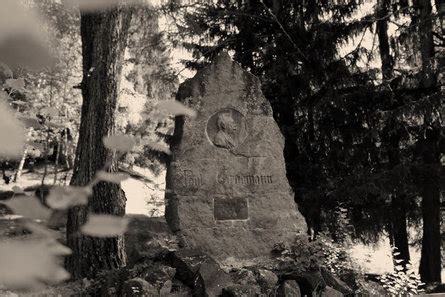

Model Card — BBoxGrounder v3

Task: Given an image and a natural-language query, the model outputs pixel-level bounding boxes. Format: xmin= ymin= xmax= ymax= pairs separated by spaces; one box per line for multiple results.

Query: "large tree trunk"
xmin=437 ymin=0 xmax=445 ymax=36
xmin=437 ymin=0 xmax=445 ymax=28
xmin=414 ymin=0 xmax=435 ymax=87
xmin=387 ymin=143 xmax=411 ymax=270
xmin=419 ymin=172 xmax=441 ymax=283
xmin=387 ymin=129 xmax=411 ymax=270
xmin=390 ymin=195 xmax=411 ymax=270
xmin=376 ymin=0 xmax=393 ymax=81
xmin=413 ymin=0 xmax=442 ymax=284
xmin=377 ymin=0 xmax=411 ymax=269
xmin=419 ymin=132 xmax=442 ymax=284
xmin=65 ymin=6 xmax=132 ymax=280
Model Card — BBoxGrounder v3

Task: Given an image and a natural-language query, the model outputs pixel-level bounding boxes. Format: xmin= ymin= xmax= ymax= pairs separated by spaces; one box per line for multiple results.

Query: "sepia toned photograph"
xmin=0 ymin=0 xmax=443 ymax=295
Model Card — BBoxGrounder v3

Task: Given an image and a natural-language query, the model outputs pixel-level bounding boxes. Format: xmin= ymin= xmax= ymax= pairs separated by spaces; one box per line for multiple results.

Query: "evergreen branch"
xmin=339 ymin=25 xmax=370 ymax=62
xmin=365 ymin=30 xmax=378 ymax=70
xmin=433 ymin=31 xmax=444 ymax=42
xmin=168 ymin=38 xmax=236 ymax=81
xmin=258 ymin=0 xmax=309 ymax=64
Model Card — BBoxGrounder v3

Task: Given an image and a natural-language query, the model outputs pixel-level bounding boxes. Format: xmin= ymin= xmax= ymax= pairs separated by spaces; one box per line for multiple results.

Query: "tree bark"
xmin=419 ymin=172 xmax=441 ymax=283
xmin=412 ymin=0 xmax=442 ymax=284
xmin=53 ymin=138 xmax=60 ymax=185
xmin=437 ymin=0 xmax=445 ymax=35
xmin=377 ymin=0 xmax=411 ymax=269
xmin=376 ymin=0 xmax=393 ymax=80
xmin=418 ymin=131 xmax=442 ymax=284
xmin=387 ymin=141 xmax=411 ymax=270
xmin=387 ymin=126 xmax=411 ymax=270
xmin=13 ymin=147 xmax=27 ymax=183
xmin=390 ymin=194 xmax=411 ymax=271
xmin=414 ymin=0 xmax=435 ymax=87
xmin=65 ymin=6 xmax=132 ymax=280
xmin=14 ymin=129 xmax=33 ymax=182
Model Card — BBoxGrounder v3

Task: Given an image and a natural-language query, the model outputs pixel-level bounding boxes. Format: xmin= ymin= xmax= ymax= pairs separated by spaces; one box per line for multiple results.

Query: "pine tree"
xmin=376 ymin=0 xmax=411 ymax=271
xmin=65 ymin=5 xmax=133 ymax=279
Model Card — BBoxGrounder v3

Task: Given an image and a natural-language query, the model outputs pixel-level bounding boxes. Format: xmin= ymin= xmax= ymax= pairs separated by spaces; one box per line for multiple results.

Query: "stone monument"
xmin=165 ymin=52 xmax=307 ymax=261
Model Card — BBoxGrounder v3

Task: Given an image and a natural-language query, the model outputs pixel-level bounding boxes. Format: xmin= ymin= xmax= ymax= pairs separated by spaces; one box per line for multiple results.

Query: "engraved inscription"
xmin=177 ymin=169 xmax=203 ymax=188
xmin=217 ymin=168 xmax=273 ymax=185
xmin=177 ymin=167 xmax=274 ymax=190
xmin=219 ymin=174 xmax=273 ymax=185
xmin=214 ymin=197 xmax=248 ymax=221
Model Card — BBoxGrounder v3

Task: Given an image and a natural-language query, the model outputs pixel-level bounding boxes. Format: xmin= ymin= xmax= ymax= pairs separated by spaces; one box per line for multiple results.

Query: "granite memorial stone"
xmin=165 ymin=52 xmax=307 ymax=261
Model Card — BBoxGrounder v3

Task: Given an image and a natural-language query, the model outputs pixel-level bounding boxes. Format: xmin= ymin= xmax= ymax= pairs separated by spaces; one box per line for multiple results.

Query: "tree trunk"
xmin=376 ymin=0 xmax=393 ymax=80
xmin=419 ymin=138 xmax=442 ymax=283
xmin=437 ymin=0 xmax=444 ymax=35
xmin=40 ymin=130 xmax=51 ymax=197
xmin=65 ymin=6 xmax=132 ymax=280
xmin=387 ymin=133 xmax=411 ymax=270
xmin=413 ymin=0 xmax=442 ymax=284
xmin=414 ymin=0 xmax=435 ymax=87
xmin=390 ymin=194 xmax=411 ymax=271
xmin=14 ymin=128 xmax=33 ymax=182
xmin=53 ymin=138 xmax=60 ymax=184
xmin=419 ymin=169 xmax=442 ymax=283
xmin=13 ymin=147 xmax=27 ymax=183
xmin=376 ymin=0 xmax=411 ymax=270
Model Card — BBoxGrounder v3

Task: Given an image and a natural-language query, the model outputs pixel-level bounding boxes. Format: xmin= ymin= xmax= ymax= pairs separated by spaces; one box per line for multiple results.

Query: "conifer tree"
xmin=65 ymin=4 xmax=133 ymax=279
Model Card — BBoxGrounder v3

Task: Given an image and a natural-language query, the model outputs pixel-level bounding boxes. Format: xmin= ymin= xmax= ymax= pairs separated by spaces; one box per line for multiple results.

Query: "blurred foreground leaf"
xmin=5 ymin=78 xmax=25 ymax=91
xmin=1 ymin=195 xmax=51 ymax=220
xmin=142 ymin=140 xmax=171 ymax=155
xmin=0 ymin=94 xmax=26 ymax=159
xmin=0 ymin=239 xmax=70 ymax=290
xmin=156 ymin=100 xmax=197 ymax=118
xmin=96 ymin=171 xmax=129 ymax=184
xmin=103 ymin=134 xmax=136 ymax=152
xmin=62 ymin=0 xmax=145 ymax=12
xmin=46 ymin=186 xmax=91 ymax=210
xmin=81 ymin=214 xmax=129 ymax=237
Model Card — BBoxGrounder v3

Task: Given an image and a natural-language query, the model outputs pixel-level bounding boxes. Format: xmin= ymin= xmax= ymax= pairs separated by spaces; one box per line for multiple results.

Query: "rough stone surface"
xmin=231 ymin=268 xmax=257 ymax=286
xmin=166 ymin=249 xmax=233 ymax=296
xmin=221 ymin=285 xmax=262 ymax=296
xmin=121 ymin=278 xmax=157 ymax=297
xmin=321 ymin=286 xmax=344 ymax=297
xmin=124 ymin=215 xmax=175 ymax=265
xmin=281 ymin=270 xmax=326 ymax=296
xmin=166 ymin=249 xmax=209 ymax=288
xmin=255 ymin=268 xmax=279 ymax=293
xmin=320 ymin=267 xmax=354 ymax=295
xmin=277 ymin=280 xmax=301 ymax=297
xmin=194 ymin=259 xmax=233 ymax=296
xmin=165 ymin=52 xmax=306 ymax=261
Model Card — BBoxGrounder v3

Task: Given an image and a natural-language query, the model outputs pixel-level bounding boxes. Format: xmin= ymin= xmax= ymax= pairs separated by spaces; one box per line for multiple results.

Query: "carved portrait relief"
xmin=206 ymin=108 xmax=247 ymax=149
